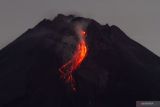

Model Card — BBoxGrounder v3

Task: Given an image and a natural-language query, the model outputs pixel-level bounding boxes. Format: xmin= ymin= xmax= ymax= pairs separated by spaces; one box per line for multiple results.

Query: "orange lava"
xmin=59 ymin=30 xmax=87 ymax=91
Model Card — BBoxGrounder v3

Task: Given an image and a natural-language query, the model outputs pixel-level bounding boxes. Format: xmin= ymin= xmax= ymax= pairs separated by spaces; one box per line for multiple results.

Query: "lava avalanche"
xmin=59 ymin=29 xmax=87 ymax=91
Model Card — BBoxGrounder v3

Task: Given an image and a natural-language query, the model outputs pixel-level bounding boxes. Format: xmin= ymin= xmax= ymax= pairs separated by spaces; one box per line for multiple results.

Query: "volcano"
xmin=0 ymin=14 xmax=160 ymax=107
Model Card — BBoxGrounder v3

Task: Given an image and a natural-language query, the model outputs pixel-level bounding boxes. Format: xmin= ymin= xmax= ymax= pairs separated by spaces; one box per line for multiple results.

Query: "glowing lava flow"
xmin=59 ymin=30 xmax=87 ymax=91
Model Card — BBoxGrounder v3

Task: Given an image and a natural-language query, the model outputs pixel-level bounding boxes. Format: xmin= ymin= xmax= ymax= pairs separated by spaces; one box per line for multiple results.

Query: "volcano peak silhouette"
xmin=0 ymin=14 xmax=160 ymax=107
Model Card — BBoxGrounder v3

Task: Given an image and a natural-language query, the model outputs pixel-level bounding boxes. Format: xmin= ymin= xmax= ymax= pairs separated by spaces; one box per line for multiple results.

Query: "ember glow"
xmin=59 ymin=30 xmax=87 ymax=91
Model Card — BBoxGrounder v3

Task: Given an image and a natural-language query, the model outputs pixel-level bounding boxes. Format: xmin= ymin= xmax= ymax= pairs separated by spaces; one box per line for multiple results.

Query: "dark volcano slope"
xmin=0 ymin=14 xmax=160 ymax=107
